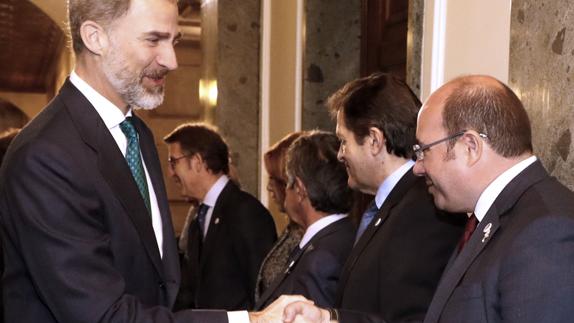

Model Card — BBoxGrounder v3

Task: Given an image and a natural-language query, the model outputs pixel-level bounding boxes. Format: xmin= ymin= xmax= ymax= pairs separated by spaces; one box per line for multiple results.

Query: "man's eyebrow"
xmin=142 ymin=31 xmax=182 ymax=41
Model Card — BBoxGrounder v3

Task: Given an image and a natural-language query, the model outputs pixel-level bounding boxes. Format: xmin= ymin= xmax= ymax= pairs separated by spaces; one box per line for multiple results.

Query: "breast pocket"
xmin=440 ymin=283 xmax=488 ymax=323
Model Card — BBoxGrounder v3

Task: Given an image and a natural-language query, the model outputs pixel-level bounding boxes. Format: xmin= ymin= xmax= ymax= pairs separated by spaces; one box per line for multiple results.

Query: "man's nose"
xmin=337 ymin=146 xmax=344 ymax=162
xmin=157 ymin=44 xmax=178 ymax=71
xmin=412 ymin=159 xmax=425 ymax=176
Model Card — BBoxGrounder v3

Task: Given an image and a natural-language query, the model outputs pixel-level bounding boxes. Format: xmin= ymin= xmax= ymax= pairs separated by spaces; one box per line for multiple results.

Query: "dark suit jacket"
xmin=0 ymin=80 xmax=227 ymax=323
xmin=423 ymin=161 xmax=574 ymax=323
xmin=255 ymin=217 xmax=355 ymax=310
xmin=336 ymin=170 xmax=464 ymax=323
xmin=186 ymin=181 xmax=277 ymax=310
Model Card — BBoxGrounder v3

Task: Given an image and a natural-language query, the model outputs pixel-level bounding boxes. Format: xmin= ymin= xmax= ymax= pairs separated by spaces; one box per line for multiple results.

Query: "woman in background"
xmin=255 ymin=132 xmax=305 ymax=302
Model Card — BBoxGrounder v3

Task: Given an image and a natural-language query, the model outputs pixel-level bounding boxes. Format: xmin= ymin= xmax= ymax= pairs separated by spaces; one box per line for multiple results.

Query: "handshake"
xmin=249 ymin=295 xmax=336 ymax=323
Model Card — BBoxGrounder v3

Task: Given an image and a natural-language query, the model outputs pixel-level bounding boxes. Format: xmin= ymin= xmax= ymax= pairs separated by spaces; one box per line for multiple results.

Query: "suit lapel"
xmin=423 ymin=161 xmax=549 ymax=323
xmin=200 ymin=181 xmax=235 ymax=267
xmin=132 ymin=115 xmax=180 ymax=305
xmin=336 ymin=170 xmax=418 ymax=305
xmin=423 ymin=212 xmax=501 ymax=323
xmin=60 ymin=80 xmax=165 ymax=281
xmin=256 ymin=218 xmax=350 ymax=310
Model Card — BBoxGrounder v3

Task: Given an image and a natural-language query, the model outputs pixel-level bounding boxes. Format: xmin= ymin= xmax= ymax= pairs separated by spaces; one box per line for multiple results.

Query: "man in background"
xmin=164 ymin=123 xmax=277 ymax=311
xmin=255 ymin=131 xmax=355 ymax=309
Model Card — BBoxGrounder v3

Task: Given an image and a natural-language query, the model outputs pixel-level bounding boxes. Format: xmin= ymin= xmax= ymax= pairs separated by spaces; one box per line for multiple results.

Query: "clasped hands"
xmin=249 ymin=295 xmax=334 ymax=323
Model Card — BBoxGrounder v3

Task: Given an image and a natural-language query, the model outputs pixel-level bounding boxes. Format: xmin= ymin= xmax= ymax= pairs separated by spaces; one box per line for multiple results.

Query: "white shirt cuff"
xmin=227 ymin=310 xmax=250 ymax=323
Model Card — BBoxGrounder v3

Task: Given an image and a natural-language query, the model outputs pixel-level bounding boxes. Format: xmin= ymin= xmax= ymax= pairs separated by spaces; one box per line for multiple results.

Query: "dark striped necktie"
xmin=119 ymin=117 xmax=151 ymax=213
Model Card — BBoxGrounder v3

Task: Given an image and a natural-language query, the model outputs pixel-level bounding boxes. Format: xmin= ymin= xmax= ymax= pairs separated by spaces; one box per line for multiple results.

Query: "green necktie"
xmin=119 ymin=117 xmax=151 ymax=213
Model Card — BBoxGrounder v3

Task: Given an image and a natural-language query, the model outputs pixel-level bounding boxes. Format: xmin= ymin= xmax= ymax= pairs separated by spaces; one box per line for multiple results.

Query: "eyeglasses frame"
xmin=168 ymin=153 xmax=192 ymax=169
xmin=413 ymin=130 xmax=488 ymax=161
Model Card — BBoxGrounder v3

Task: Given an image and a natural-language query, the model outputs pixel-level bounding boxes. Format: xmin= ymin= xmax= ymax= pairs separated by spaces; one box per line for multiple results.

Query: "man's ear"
xmin=189 ymin=154 xmax=204 ymax=173
xmin=294 ymin=177 xmax=308 ymax=201
xmin=79 ymin=20 xmax=109 ymax=55
xmin=460 ymin=131 xmax=483 ymax=166
xmin=368 ymin=127 xmax=386 ymax=155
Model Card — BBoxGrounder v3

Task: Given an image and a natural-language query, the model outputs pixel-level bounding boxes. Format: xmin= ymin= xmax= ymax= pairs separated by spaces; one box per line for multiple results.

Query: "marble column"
xmin=407 ymin=0 xmax=423 ymax=98
xmin=202 ymin=0 xmax=261 ymax=196
xmin=302 ymin=0 xmax=361 ymax=131
xmin=509 ymin=0 xmax=574 ymax=189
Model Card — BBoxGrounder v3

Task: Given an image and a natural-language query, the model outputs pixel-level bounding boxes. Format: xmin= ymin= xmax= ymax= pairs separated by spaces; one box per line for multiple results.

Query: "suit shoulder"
xmin=525 ymin=177 xmax=574 ymax=215
xmin=500 ymin=178 xmax=574 ymax=235
xmin=220 ymin=183 xmax=271 ymax=215
xmin=306 ymin=219 xmax=355 ymax=257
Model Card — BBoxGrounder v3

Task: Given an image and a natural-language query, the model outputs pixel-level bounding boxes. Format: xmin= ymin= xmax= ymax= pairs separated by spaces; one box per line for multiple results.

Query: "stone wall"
xmin=202 ymin=0 xmax=261 ymax=196
xmin=407 ymin=0 xmax=423 ymax=98
xmin=509 ymin=0 xmax=574 ymax=189
xmin=302 ymin=0 xmax=361 ymax=131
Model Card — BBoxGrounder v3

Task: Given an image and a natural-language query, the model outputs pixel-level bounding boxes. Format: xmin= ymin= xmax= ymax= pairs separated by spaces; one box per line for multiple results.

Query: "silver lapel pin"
xmin=482 ymin=222 xmax=492 ymax=243
xmin=214 ymin=218 xmax=220 ymax=224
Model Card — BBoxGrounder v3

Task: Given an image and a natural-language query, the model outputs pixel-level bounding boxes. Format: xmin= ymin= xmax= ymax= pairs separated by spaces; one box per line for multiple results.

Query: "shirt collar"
xmin=299 ymin=213 xmax=348 ymax=248
xmin=69 ymin=71 xmax=131 ymax=129
xmin=202 ymin=175 xmax=230 ymax=207
xmin=374 ymin=160 xmax=415 ymax=209
xmin=474 ymin=155 xmax=537 ymax=222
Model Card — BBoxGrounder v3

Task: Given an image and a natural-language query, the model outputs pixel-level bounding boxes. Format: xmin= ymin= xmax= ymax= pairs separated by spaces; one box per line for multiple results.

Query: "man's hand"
xmin=249 ymin=295 xmax=313 ymax=323
xmin=283 ymin=300 xmax=332 ymax=323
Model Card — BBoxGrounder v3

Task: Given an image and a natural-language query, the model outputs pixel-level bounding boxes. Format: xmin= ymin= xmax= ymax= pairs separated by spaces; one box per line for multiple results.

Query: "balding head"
xmin=431 ymin=75 xmax=532 ymax=157
xmin=414 ymin=75 xmax=534 ymax=213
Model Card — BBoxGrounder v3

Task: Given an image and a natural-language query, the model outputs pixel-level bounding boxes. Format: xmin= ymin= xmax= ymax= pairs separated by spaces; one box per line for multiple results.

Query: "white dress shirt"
xmin=69 ymin=71 xmax=164 ymax=258
xmin=474 ymin=156 xmax=537 ymax=222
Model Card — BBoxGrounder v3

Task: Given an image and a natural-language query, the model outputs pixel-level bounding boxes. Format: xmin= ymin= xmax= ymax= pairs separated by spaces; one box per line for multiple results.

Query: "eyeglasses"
xmin=413 ymin=130 xmax=488 ymax=161
xmin=168 ymin=154 xmax=191 ymax=169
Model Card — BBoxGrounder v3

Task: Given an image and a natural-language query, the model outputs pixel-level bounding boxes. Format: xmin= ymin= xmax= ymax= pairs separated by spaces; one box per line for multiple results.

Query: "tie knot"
xmin=120 ymin=117 xmax=138 ymax=140
xmin=465 ymin=213 xmax=478 ymax=233
xmin=197 ymin=203 xmax=209 ymax=218
xmin=365 ymin=201 xmax=379 ymax=217
xmin=458 ymin=213 xmax=479 ymax=252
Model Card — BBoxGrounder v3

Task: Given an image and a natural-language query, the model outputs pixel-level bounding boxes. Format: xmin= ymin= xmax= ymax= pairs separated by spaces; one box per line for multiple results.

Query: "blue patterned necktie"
xmin=119 ymin=117 xmax=151 ymax=213
xmin=354 ymin=201 xmax=379 ymax=244
xmin=196 ymin=203 xmax=209 ymax=240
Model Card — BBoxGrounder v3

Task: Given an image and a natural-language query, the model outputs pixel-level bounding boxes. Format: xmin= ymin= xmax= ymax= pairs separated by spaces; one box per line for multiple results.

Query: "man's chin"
xmin=347 ymin=177 xmax=359 ymax=191
xmin=131 ymin=93 xmax=164 ymax=110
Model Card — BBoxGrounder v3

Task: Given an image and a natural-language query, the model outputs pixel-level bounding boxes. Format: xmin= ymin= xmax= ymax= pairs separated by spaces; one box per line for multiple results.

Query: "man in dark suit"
xmin=0 ymin=0 xmax=238 ymax=322
xmin=164 ymin=123 xmax=277 ymax=311
xmin=279 ymin=73 xmax=464 ymax=323
xmin=413 ymin=75 xmax=574 ymax=323
xmin=255 ymin=131 xmax=355 ymax=310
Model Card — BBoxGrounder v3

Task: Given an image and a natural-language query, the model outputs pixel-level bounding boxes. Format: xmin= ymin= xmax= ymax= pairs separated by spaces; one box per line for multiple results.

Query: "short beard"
xmin=102 ymin=45 xmax=168 ymax=110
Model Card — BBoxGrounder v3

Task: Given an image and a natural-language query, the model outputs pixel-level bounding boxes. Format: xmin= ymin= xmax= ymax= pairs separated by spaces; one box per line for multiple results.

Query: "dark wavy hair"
xmin=164 ymin=122 xmax=229 ymax=175
xmin=327 ymin=73 xmax=421 ymax=159
xmin=285 ymin=131 xmax=352 ymax=214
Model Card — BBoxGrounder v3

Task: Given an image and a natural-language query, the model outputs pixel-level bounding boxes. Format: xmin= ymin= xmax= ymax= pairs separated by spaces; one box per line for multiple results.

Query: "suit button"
xmin=158 ymin=282 xmax=166 ymax=289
